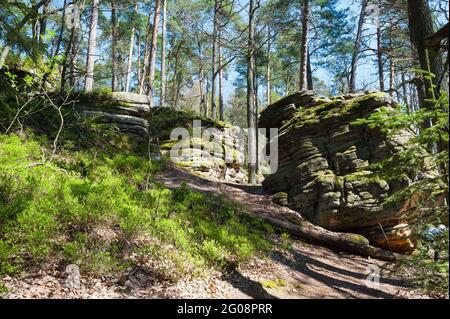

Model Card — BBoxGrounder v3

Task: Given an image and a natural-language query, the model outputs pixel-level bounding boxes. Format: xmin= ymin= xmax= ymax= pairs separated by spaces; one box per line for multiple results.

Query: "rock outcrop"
xmin=75 ymin=92 xmax=150 ymax=137
xmin=74 ymin=93 xmax=255 ymax=184
xmin=259 ymin=91 xmax=417 ymax=253
xmin=150 ymin=108 xmax=255 ymax=184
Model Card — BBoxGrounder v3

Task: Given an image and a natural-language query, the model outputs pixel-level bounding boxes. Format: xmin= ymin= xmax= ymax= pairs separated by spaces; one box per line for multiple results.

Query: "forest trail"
xmin=1 ymin=163 xmax=423 ymax=299
xmin=154 ymin=164 xmax=422 ymax=299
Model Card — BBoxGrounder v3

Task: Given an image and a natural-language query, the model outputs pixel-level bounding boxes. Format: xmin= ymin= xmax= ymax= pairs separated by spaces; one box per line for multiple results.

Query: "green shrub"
xmin=0 ymin=132 xmax=273 ymax=283
xmin=15 ymin=209 xmax=59 ymax=261
xmin=0 ymin=239 xmax=17 ymax=275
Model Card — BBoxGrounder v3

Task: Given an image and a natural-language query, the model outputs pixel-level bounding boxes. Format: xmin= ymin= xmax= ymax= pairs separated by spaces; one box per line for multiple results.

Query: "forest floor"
xmin=2 ymin=164 xmax=425 ymax=299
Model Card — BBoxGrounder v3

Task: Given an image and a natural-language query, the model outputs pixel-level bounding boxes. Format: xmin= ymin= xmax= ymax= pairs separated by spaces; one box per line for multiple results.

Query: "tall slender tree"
xmin=376 ymin=3 xmax=385 ymax=92
xmin=211 ymin=0 xmax=221 ymax=119
xmin=69 ymin=2 xmax=80 ymax=87
xmin=125 ymin=1 xmax=139 ymax=92
xmin=218 ymin=28 xmax=224 ymax=121
xmin=407 ymin=0 xmax=444 ymax=115
xmin=85 ymin=0 xmax=100 ymax=92
xmin=111 ymin=0 xmax=118 ymax=92
xmin=247 ymin=0 xmax=258 ymax=184
xmin=266 ymin=26 xmax=271 ymax=106
xmin=349 ymin=0 xmax=368 ymax=93
xmin=299 ymin=0 xmax=310 ymax=90
xmin=148 ymin=0 xmax=161 ymax=106
xmin=160 ymin=0 xmax=167 ymax=106
xmin=139 ymin=7 xmax=153 ymax=94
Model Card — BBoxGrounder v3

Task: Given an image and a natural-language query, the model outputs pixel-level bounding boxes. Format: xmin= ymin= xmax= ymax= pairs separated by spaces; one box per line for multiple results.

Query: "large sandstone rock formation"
xmin=74 ymin=93 xmax=253 ymax=184
xmin=259 ymin=91 xmax=417 ymax=253
xmin=151 ymin=108 xmax=255 ymax=184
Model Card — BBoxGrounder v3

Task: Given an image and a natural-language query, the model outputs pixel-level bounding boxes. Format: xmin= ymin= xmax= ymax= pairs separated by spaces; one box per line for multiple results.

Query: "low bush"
xmin=0 ymin=132 xmax=272 ymax=286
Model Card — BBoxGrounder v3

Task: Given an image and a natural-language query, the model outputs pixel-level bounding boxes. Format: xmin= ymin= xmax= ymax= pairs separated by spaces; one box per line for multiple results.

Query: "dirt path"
xmin=2 ymin=164 xmax=422 ymax=299
xmin=157 ymin=164 xmax=306 ymax=222
xmin=154 ymin=164 xmax=422 ymax=299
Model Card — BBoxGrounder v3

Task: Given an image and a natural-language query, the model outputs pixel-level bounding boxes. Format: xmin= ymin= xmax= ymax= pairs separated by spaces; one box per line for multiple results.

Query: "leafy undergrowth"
xmin=0 ymin=130 xmax=273 ymax=295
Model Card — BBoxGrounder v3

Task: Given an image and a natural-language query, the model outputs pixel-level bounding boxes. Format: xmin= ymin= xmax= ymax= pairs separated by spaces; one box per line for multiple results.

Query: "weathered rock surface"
xmin=73 ymin=94 xmax=257 ymax=184
xmin=74 ymin=92 xmax=150 ymax=137
xmin=260 ymin=91 xmax=417 ymax=253
xmin=151 ymin=108 xmax=258 ymax=184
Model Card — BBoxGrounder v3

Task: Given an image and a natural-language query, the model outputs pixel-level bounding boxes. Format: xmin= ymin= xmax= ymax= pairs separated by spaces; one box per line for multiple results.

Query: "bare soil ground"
xmin=1 ymin=165 xmax=425 ymax=299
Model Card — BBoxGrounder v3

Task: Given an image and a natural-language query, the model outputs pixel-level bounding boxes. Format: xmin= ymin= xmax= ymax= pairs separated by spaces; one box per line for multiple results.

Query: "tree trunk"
xmin=61 ymin=17 xmax=76 ymax=92
xmin=139 ymin=11 xmax=152 ymax=94
xmin=306 ymin=47 xmax=313 ymax=90
xmin=31 ymin=0 xmax=38 ymax=44
xmin=407 ymin=0 xmax=444 ymax=120
xmin=218 ymin=37 xmax=224 ymax=121
xmin=299 ymin=0 xmax=310 ymax=90
xmin=266 ymin=27 xmax=271 ymax=106
xmin=349 ymin=0 xmax=368 ymax=93
xmin=205 ymin=74 xmax=210 ymax=117
xmin=125 ymin=1 xmax=138 ymax=93
xmin=211 ymin=0 xmax=220 ymax=119
xmin=172 ymin=42 xmax=182 ymax=109
xmin=389 ymin=56 xmax=395 ymax=97
xmin=376 ymin=16 xmax=384 ymax=92
xmin=254 ymin=66 xmax=259 ymax=174
xmin=247 ymin=0 xmax=257 ymax=184
xmin=160 ymin=0 xmax=167 ymax=106
xmin=197 ymin=38 xmax=206 ymax=115
xmin=245 ymin=211 xmax=397 ymax=261
xmin=85 ymin=0 xmax=99 ymax=92
xmin=69 ymin=3 xmax=80 ymax=88
xmin=111 ymin=0 xmax=117 ymax=92
xmin=42 ymin=0 xmax=66 ymax=88
xmin=38 ymin=2 xmax=48 ymax=50
xmin=136 ymin=28 xmax=141 ymax=92
xmin=199 ymin=64 xmax=205 ymax=115
xmin=147 ymin=0 xmax=161 ymax=107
